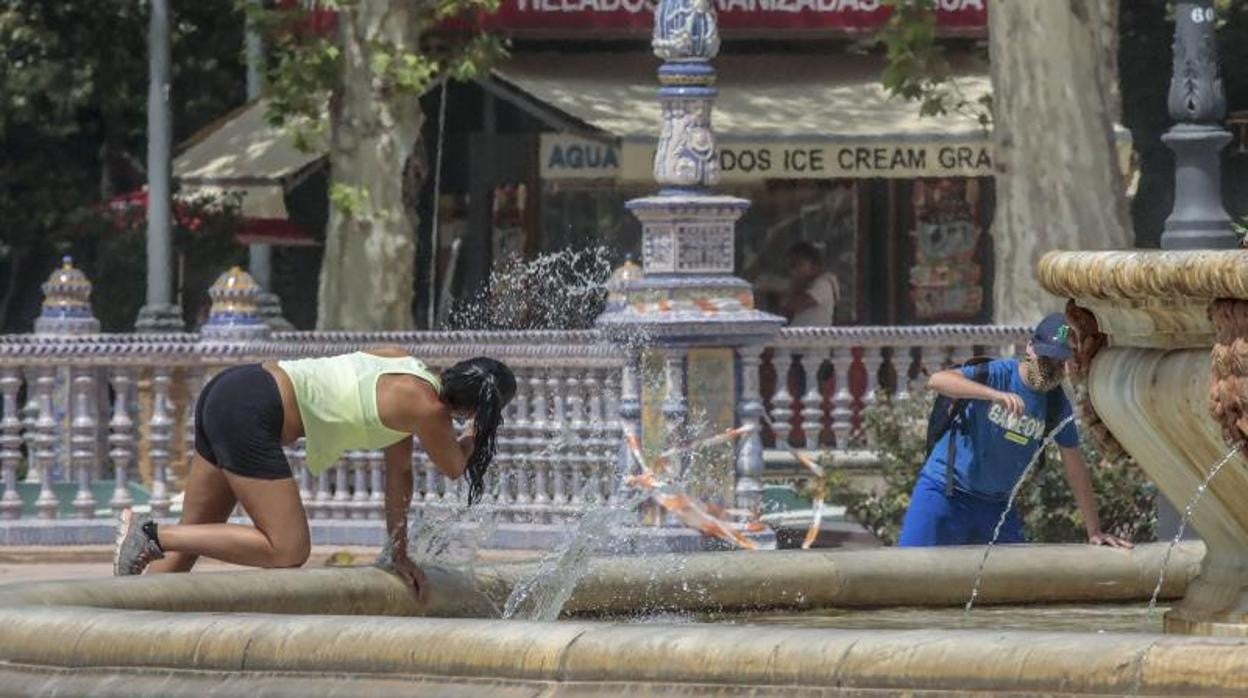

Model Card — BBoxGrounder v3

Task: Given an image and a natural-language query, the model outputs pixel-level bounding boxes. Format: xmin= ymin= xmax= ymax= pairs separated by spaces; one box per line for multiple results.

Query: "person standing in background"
xmin=783 ymin=241 xmax=840 ymax=327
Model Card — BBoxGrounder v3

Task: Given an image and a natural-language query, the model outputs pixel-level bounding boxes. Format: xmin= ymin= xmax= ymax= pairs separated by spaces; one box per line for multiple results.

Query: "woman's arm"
xmin=380 ymin=438 xmax=427 ymax=594
xmin=378 ymin=376 xmax=468 ymax=480
xmin=383 ymin=437 xmax=414 ymax=553
xmin=410 ymin=406 xmax=469 ymax=480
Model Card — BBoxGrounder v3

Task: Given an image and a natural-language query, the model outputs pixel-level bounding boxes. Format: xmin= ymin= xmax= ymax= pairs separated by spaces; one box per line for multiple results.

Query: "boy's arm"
xmin=928 ymin=370 xmax=1025 ymax=416
xmin=1058 ymin=445 xmax=1133 ymax=548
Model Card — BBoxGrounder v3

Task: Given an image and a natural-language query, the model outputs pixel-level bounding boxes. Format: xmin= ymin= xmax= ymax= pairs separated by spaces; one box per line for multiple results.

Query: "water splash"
xmin=1146 ymin=442 xmax=1244 ymax=617
xmin=965 ymin=413 xmax=1077 ymax=614
xmin=503 ymin=416 xmax=755 ymax=620
xmin=502 ymin=489 xmax=648 ymax=621
xmin=446 ymin=247 xmax=614 ymax=331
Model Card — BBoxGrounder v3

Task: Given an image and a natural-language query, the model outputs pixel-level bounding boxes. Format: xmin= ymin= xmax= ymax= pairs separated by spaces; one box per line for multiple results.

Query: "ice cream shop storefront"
xmin=455 ymin=0 xmax=999 ymax=326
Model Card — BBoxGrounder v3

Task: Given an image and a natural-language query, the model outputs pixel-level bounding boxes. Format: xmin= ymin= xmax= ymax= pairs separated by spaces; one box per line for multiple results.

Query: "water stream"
xmin=964 ymin=413 xmax=1077 ymax=614
xmin=501 ymin=488 xmax=649 ymax=621
xmin=1146 ymin=442 xmax=1244 ymax=617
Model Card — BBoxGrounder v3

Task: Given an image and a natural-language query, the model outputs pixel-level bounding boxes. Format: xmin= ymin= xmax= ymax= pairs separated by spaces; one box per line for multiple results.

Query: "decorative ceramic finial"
xmin=200 ymin=266 xmax=270 ymax=341
xmin=35 ymin=256 xmax=100 ymax=335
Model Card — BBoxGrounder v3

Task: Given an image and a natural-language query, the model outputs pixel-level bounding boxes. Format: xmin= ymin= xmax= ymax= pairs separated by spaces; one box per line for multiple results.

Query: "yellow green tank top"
xmin=277 ymin=353 xmax=442 ymax=475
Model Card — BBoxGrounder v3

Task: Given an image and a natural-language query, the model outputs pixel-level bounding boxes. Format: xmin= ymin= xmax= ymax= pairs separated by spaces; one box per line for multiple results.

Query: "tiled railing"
xmin=0 ymin=325 xmax=1029 ymax=524
xmin=0 ymin=332 xmax=625 ymax=523
xmin=762 ymin=325 xmax=1031 ymax=451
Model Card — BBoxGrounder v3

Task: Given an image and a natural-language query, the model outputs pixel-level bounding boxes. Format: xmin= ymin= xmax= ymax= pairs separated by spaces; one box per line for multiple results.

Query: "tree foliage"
xmin=247 ymin=0 xmax=505 ymax=329
xmin=877 ymin=0 xmax=991 ymax=126
xmin=0 ymin=1 xmax=246 ymax=331
xmin=250 ymin=0 xmax=506 ymax=200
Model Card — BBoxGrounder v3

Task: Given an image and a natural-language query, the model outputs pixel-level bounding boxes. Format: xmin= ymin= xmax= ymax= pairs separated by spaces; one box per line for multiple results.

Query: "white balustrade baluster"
xmin=70 ymin=371 xmax=98 ymax=518
xmin=585 ymin=369 xmax=607 ymax=504
xmin=567 ymin=370 xmax=586 ymax=433
xmin=107 ymin=370 xmax=135 ymax=516
xmin=182 ymin=367 xmax=205 ymax=473
xmin=332 ymin=458 xmax=350 ymax=519
xmin=511 ymin=377 xmax=532 ymax=511
xmin=829 ymin=347 xmax=855 ymax=450
xmin=350 ymin=451 xmax=369 ymax=520
xmin=566 ymin=369 xmax=587 ymax=510
xmin=735 ymin=345 xmax=766 ymax=511
xmin=368 ymin=450 xmax=384 ymax=520
xmin=602 ymin=369 xmax=620 ymax=437
xmin=0 ymin=370 xmax=23 ymax=520
xmin=32 ymin=370 xmax=59 ymax=517
xmin=21 ymin=370 xmax=38 ymax=484
xmin=769 ymin=350 xmax=794 ymax=448
xmin=862 ymin=347 xmax=884 ymax=410
xmin=797 ymin=351 xmax=825 ymax=449
xmin=148 ymin=368 xmax=174 ymax=518
xmin=530 ymin=374 xmax=550 ymax=509
xmin=313 ymin=461 xmax=331 ymax=519
xmin=616 ymin=353 xmax=642 ymax=492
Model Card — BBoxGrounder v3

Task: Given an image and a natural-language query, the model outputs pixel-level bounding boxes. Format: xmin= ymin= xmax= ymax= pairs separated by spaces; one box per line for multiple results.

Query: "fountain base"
xmin=0 ymin=544 xmax=1238 ymax=696
xmin=1041 ymin=250 xmax=1248 ymax=636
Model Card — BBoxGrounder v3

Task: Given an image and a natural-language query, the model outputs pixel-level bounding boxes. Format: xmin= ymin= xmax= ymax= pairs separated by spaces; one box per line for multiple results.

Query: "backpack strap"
xmin=944 ymin=361 xmax=992 ymax=497
xmin=1045 ymin=386 xmax=1063 ymax=441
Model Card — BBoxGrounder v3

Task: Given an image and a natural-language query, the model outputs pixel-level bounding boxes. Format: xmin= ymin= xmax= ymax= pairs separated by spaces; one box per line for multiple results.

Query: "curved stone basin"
xmin=1041 ymin=250 xmax=1248 ymax=635
xmin=5 ymin=543 xmax=1246 ymax=696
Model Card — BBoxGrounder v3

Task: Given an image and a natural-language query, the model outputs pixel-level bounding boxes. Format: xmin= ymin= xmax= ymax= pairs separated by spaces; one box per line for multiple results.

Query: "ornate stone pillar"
xmin=596 ymin=0 xmax=783 ymax=533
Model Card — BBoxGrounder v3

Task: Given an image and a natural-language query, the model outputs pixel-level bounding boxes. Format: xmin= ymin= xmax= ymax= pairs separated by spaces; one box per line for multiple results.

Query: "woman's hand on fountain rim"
xmin=1088 ymin=530 xmax=1134 ymax=549
xmin=382 ymin=550 xmax=429 ymax=601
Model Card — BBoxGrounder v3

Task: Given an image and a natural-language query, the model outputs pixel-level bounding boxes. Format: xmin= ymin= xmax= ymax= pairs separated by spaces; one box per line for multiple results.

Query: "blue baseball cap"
xmin=1032 ymin=312 xmax=1073 ymax=360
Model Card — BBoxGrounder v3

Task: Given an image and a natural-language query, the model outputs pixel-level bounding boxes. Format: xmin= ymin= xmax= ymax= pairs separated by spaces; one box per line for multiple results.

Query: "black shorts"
xmin=194 ymin=364 xmax=292 ymax=480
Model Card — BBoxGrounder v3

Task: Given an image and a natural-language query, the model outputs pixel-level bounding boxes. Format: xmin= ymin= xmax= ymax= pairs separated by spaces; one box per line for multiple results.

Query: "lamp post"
xmin=1160 ymin=0 xmax=1239 ymax=250
xmin=135 ymin=0 xmax=183 ymax=331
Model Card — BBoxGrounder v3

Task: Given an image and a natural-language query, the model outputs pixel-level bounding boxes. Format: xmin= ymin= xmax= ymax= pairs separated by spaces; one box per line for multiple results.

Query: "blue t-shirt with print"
xmin=919 ymin=358 xmax=1078 ymax=501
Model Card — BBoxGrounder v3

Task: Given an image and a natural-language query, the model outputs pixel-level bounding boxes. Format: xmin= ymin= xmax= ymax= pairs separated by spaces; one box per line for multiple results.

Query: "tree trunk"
xmin=988 ymin=0 xmax=1131 ymax=325
xmin=316 ymin=2 xmax=423 ymax=331
xmin=0 ymin=249 xmax=25 ymax=333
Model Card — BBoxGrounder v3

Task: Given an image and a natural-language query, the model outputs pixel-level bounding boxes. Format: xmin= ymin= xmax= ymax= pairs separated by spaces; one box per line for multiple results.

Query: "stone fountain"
xmin=8 ymin=2 xmax=1248 ymax=695
xmin=1039 ymin=0 xmax=1248 ymax=636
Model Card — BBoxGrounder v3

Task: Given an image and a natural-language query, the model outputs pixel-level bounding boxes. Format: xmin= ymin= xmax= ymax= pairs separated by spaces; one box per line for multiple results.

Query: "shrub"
xmin=62 ymin=191 xmax=245 ymax=331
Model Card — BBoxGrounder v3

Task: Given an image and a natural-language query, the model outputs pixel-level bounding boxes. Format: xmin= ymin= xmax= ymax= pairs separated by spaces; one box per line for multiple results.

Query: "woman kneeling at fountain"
xmin=898 ymin=313 xmax=1132 ymax=549
xmin=113 ymin=350 xmax=516 ymax=593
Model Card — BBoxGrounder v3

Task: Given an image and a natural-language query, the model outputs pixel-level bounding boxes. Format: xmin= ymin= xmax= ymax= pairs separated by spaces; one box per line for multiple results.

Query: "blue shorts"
xmin=898 ymin=474 xmax=1025 ymax=547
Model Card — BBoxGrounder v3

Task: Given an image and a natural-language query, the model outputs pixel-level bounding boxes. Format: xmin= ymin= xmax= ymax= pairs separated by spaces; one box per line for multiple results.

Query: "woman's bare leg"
xmin=146 ymin=455 xmax=237 ymax=573
xmin=154 ymin=470 xmax=310 ymax=569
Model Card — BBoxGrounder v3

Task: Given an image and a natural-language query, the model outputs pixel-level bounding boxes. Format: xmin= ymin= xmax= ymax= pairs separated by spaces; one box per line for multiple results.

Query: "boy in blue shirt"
xmin=898 ymin=313 xmax=1133 ymax=548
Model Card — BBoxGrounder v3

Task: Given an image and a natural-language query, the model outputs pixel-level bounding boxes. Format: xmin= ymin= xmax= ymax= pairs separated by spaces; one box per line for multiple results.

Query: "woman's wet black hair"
xmin=440 ymin=357 xmax=517 ymax=505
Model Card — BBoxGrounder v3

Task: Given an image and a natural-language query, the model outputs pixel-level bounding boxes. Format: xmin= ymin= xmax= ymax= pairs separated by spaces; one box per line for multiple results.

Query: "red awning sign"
xmin=480 ymin=0 xmax=986 ymax=35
